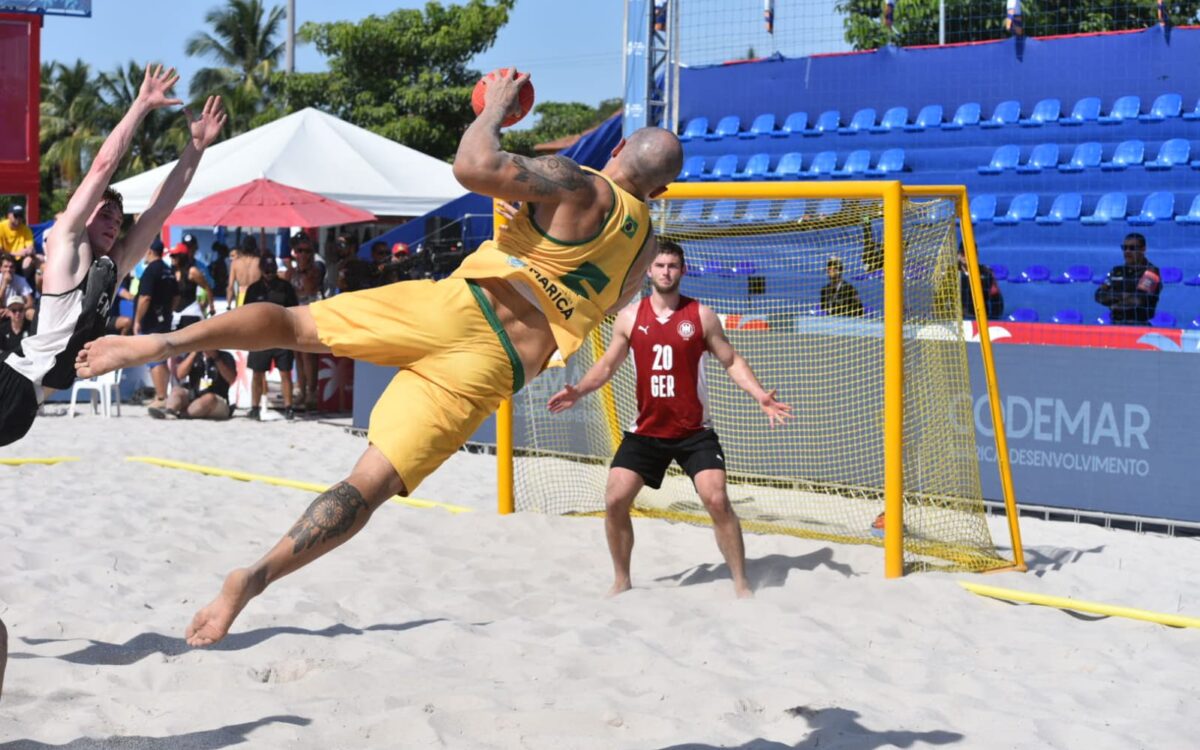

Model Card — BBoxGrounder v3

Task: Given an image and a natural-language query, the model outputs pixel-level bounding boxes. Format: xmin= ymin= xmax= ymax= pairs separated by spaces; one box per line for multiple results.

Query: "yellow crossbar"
xmin=0 ymin=456 xmax=80 ymax=466
xmin=959 ymin=580 xmax=1200 ymax=629
xmin=125 ymin=456 xmax=473 ymax=515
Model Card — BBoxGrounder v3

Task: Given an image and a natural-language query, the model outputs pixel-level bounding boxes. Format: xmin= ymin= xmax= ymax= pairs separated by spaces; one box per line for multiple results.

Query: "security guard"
xmin=1095 ymin=233 xmax=1161 ymax=325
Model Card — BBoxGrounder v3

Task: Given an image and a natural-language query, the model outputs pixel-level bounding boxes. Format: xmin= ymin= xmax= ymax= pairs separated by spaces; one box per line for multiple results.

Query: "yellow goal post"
xmin=495 ymin=181 xmax=1025 ymax=578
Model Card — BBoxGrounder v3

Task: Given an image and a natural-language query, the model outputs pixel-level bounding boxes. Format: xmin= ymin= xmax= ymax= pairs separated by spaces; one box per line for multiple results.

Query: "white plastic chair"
xmin=69 ymin=369 xmax=123 ymax=418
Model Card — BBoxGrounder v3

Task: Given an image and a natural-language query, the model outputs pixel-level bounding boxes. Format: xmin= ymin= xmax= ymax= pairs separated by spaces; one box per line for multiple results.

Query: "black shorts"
xmin=247 ymin=348 xmax=294 ymax=373
xmin=610 ymin=428 xmax=726 ymax=490
xmin=0 ymin=359 xmax=39 ymax=447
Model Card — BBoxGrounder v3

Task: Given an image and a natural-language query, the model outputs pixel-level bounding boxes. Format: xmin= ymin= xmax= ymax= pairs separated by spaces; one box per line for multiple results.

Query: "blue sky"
xmin=41 ymin=0 xmax=628 ymax=128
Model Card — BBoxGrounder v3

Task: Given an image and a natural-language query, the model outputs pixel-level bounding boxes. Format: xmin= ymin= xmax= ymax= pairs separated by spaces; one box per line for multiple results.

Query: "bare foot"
xmin=0 ymin=617 xmax=7 ymax=702
xmin=606 ymin=579 xmax=632 ymax=598
xmin=734 ymin=581 xmax=755 ymax=599
xmin=186 ymin=567 xmax=264 ymax=647
xmin=76 ymin=334 xmax=168 ymax=378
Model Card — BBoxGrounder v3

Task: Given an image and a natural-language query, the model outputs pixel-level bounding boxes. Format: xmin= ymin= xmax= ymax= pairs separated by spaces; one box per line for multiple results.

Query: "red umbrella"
xmin=166 ymin=178 xmax=377 ymax=228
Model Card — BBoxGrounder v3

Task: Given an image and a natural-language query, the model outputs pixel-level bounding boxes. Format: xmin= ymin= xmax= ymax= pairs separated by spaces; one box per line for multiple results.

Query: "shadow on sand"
xmin=0 ymin=714 xmax=311 ymax=749
xmin=655 ymin=548 xmax=860 ymax=591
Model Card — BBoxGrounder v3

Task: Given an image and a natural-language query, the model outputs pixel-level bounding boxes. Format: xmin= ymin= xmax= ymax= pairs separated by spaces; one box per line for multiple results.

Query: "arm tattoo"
xmin=287 ymin=481 xmax=369 ymax=554
xmin=509 ymin=155 xmax=592 ymax=196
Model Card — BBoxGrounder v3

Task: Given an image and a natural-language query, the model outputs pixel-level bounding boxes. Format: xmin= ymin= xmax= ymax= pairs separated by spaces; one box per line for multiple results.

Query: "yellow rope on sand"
xmin=125 ymin=456 xmax=473 ymax=515
xmin=959 ymin=580 xmax=1200 ymax=629
xmin=0 ymin=457 xmax=80 ymax=466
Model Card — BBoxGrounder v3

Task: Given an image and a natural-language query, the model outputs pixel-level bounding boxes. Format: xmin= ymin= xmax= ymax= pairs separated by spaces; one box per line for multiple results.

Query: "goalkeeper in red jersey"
xmin=547 ymin=239 xmax=791 ymax=598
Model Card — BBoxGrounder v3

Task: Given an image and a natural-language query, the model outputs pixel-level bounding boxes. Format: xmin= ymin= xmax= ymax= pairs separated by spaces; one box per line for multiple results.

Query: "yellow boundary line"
xmin=959 ymin=581 xmax=1200 ymax=629
xmin=125 ymin=456 xmax=473 ymax=515
xmin=0 ymin=456 xmax=80 ymax=466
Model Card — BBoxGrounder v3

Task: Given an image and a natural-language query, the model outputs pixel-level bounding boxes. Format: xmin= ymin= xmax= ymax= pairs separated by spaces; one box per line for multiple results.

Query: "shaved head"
xmin=613 ymin=127 xmax=684 ymax=196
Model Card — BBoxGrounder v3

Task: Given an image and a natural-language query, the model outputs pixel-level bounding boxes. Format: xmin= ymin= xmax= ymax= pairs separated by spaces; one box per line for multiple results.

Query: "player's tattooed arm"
xmin=507 ymin=155 xmax=593 ymax=196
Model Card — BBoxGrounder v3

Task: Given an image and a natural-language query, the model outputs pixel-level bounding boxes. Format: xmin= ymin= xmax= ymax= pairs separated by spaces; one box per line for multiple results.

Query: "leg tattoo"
xmin=287 ymin=482 xmax=369 ymax=554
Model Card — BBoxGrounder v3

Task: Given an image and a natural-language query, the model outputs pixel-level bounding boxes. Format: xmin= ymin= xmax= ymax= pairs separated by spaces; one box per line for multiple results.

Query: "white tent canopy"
xmin=111 ymin=107 xmax=466 ymax=217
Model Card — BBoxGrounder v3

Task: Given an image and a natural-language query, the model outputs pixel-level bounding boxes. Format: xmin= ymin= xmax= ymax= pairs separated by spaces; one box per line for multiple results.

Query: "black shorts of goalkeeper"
xmin=0 ymin=359 xmax=39 ymax=447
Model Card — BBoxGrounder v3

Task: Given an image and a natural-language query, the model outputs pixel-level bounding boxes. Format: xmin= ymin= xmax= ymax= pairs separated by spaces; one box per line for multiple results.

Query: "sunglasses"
xmin=1121 ymin=244 xmax=1141 ymax=251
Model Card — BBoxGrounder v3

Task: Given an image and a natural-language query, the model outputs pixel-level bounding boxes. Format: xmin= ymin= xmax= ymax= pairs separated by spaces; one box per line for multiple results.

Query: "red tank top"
xmin=629 ymin=295 xmax=709 ymax=438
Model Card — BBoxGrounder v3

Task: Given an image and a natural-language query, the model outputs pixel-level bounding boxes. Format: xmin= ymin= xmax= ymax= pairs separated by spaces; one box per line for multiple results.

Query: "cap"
xmin=10 ymin=205 xmax=23 ymax=216
xmin=392 ymin=242 xmax=410 ymax=257
xmin=168 ymin=242 xmax=190 ymax=256
xmin=182 ymin=233 xmax=197 ymax=246
xmin=149 ymin=237 xmax=165 ymax=253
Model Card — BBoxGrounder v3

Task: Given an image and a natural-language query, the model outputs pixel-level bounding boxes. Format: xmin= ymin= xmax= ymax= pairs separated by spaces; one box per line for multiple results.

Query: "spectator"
xmin=226 ymin=234 xmax=262 ymax=308
xmin=337 ymin=258 xmax=378 ymax=293
xmin=0 ymin=204 xmax=37 ymax=282
xmin=369 ymin=240 xmax=390 ymax=271
xmin=106 ymin=275 xmax=135 ymax=336
xmin=1095 ymin=233 xmax=1161 ymax=326
xmin=136 ymin=238 xmax=179 ymax=408
xmin=327 ymin=234 xmax=355 ymax=296
xmin=959 ymin=244 xmax=1004 ymax=321
xmin=288 ymin=232 xmax=323 ymax=413
xmin=168 ymin=240 xmax=216 ymax=328
xmin=243 ymin=255 xmax=298 ymax=420
xmin=151 ymin=348 xmax=237 ymax=420
xmin=209 ymin=240 xmax=230 ymax=304
xmin=0 ymin=254 xmax=34 ymax=353
xmin=819 ymin=257 xmax=864 ymax=317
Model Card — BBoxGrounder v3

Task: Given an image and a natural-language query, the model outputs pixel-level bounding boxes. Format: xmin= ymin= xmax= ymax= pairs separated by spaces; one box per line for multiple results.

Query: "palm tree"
xmin=185 ymin=0 xmax=286 ymax=101
xmin=40 ymin=60 xmax=106 ymax=209
xmin=96 ymin=61 xmax=189 ymax=179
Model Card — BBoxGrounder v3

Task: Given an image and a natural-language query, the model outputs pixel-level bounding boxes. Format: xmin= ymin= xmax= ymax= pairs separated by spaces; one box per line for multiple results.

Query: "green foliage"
xmin=835 ymin=0 xmax=1199 ymax=50
xmin=275 ymin=0 xmax=516 ymax=159
xmin=185 ymin=0 xmax=286 ymax=99
xmin=502 ymin=98 xmax=623 ymax=157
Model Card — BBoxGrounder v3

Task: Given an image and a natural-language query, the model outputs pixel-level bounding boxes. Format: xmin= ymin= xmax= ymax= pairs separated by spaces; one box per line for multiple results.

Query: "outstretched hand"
xmin=482 ymin=68 xmax=531 ymax=122
xmin=136 ymin=64 xmax=182 ymax=110
xmin=547 ymin=383 xmax=582 ymax=413
xmin=758 ymin=389 xmax=793 ymax=429
xmin=186 ymin=95 xmax=227 ymax=150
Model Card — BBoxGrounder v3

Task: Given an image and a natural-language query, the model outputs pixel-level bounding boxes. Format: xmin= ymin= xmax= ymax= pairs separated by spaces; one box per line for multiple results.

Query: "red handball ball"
xmin=471 ymin=68 xmax=535 ymax=127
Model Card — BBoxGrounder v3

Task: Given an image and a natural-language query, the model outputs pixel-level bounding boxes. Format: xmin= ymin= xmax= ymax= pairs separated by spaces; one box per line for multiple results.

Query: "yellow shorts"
xmin=309 ymin=279 xmax=522 ymax=493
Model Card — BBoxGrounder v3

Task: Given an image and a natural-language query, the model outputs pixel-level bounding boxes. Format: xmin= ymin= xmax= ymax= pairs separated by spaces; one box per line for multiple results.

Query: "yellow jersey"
xmin=453 ymin=167 xmax=651 ymax=360
xmin=0 ymin=221 xmax=33 ymax=254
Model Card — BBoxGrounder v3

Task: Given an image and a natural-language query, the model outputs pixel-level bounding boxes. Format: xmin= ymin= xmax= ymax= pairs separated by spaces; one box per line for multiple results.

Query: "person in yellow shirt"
xmin=76 ymin=69 xmax=684 ymax=647
xmin=0 ymin=205 xmax=36 ymax=280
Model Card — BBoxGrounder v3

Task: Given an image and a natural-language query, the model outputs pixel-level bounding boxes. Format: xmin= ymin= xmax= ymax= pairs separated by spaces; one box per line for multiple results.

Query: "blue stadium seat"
xmin=700 ymin=154 xmax=739 ymax=181
xmin=770 ymin=152 xmax=804 ymax=180
xmin=740 ymin=113 xmax=776 ymax=139
xmin=1059 ymin=97 xmax=1101 ymax=126
xmin=1150 ymin=311 xmax=1178 ymax=328
xmin=678 ymin=200 xmax=707 ymax=223
xmin=993 ymin=193 xmax=1039 ymax=225
xmin=1099 ymin=140 xmax=1144 ymax=171
xmin=871 ymin=106 xmax=909 ymax=133
xmin=970 ymin=194 xmax=997 ymax=223
xmin=990 ymin=263 xmax=1009 ymax=281
xmin=1016 ymin=143 xmax=1060 ymax=174
xmin=1035 ymin=193 xmax=1082 ymax=225
xmin=1139 ymin=93 xmax=1182 ymax=122
xmin=1099 ymin=95 xmax=1140 ymax=124
xmin=679 ymin=155 xmax=706 ymax=181
xmin=832 ymin=149 xmax=871 ymax=177
xmin=941 ymin=102 xmax=981 ymax=130
xmin=1095 ymin=310 xmax=1113 ymax=325
xmin=1186 ymin=273 xmax=1200 ymax=287
xmin=1080 ymin=192 xmax=1128 ymax=225
xmin=1185 ymin=99 xmax=1200 ymax=121
xmin=1175 ymin=194 xmax=1200 ymax=225
xmin=977 ymin=144 xmax=1020 ymax=175
xmin=839 ymin=108 xmax=876 ymax=135
xmin=777 ymin=200 xmax=808 ymax=222
xmin=1019 ymin=98 xmax=1061 ymax=127
xmin=1127 ymin=192 xmax=1175 ymax=225
xmin=704 ymin=199 xmax=739 ymax=223
xmin=733 ymin=153 xmax=771 ymax=180
xmin=680 ymin=117 xmax=708 ymax=142
xmin=1093 ymin=269 xmax=1111 ymax=284
xmin=1145 ymin=138 xmax=1190 ymax=170
xmin=981 ymin=100 xmax=1021 ymax=129
xmin=705 ymin=115 xmax=741 ymax=140
xmin=814 ymin=199 xmax=842 ymax=217
xmin=1050 ymin=264 xmax=1091 ymax=284
xmin=807 ymin=151 xmax=838 ymax=177
xmin=773 ymin=111 xmax=809 ymax=137
xmin=1057 ymin=142 xmax=1102 ymax=173
xmin=905 ymin=104 xmax=943 ymax=132
xmin=738 ymin=200 xmax=776 ymax=223
xmin=1012 ymin=264 xmax=1051 ymax=283
xmin=1007 ymin=308 xmax=1039 ymax=322
xmin=1052 ymin=309 xmax=1083 ymax=324
xmin=865 ymin=148 xmax=906 ymax=176
xmin=1191 ymin=316 xmax=1200 ymax=329
xmin=1160 ymin=266 xmax=1184 ymax=284
xmin=806 ymin=110 xmax=841 ymax=136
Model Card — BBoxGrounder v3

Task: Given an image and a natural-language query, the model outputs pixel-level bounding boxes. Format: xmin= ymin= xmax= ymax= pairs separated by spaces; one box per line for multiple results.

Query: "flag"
xmin=1005 ymin=0 xmax=1024 ymax=36
xmin=884 ymin=0 xmax=895 ymax=29
xmin=653 ymin=0 xmax=668 ymax=32
xmin=1157 ymin=0 xmax=1170 ymax=26
xmin=764 ymin=0 xmax=775 ymax=34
